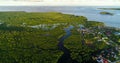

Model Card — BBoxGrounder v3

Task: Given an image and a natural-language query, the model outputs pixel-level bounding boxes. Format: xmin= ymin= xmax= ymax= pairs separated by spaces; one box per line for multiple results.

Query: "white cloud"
xmin=0 ymin=0 xmax=120 ymax=6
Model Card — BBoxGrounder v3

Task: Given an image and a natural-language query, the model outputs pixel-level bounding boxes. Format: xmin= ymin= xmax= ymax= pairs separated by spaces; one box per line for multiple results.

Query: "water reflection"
xmin=29 ymin=23 xmax=67 ymax=30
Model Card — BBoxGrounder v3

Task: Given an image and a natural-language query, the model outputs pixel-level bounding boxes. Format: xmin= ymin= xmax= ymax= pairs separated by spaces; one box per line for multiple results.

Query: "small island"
xmin=100 ymin=11 xmax=114 ymax=16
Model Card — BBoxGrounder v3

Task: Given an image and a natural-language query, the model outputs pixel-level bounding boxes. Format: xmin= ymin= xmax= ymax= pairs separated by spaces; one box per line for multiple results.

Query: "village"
xmin=77 ymin=25 xmax=120 ymax=63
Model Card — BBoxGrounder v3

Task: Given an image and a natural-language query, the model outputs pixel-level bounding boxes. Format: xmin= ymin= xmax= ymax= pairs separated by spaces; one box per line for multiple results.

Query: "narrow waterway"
xmin=57 ymin=25 xmax=77 ymax=63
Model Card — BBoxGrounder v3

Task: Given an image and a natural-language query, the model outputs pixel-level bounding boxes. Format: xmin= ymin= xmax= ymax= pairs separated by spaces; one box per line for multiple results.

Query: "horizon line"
xmin=0 ymin=1 xmax=120 ymax=6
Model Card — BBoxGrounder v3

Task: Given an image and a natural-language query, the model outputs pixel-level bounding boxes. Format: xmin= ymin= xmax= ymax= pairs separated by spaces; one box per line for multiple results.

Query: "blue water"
xmin=0 ymin=6 xmax=120 ymax=28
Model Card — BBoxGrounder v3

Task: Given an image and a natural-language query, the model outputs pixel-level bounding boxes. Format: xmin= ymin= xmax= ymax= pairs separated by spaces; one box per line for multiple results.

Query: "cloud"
xmin=0 ymin=0 xmax=120 ymax=6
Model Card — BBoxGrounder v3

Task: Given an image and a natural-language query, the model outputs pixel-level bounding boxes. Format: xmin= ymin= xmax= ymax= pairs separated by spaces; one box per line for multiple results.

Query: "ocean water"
xmin=0 ymin=6 xmax=120 ymax=28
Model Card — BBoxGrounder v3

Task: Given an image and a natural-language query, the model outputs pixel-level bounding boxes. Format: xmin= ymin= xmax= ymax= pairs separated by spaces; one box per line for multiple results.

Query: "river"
xmin=0 ymin=6 xmax=120 ymax=28
xmin=57 ymin=25 xmax=75 ymax=63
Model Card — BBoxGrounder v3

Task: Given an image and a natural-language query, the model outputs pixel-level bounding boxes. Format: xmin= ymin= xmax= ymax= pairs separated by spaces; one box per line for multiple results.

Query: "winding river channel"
xmin=57 ymin=25 xmax=76 ymax=63
xmin=57 ymin=25 xmax=87 ymax=63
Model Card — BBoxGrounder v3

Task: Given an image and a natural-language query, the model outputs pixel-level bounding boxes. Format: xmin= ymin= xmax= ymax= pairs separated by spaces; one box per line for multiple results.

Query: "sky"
xmin=0 ymin=0 xmax=120 ymax=6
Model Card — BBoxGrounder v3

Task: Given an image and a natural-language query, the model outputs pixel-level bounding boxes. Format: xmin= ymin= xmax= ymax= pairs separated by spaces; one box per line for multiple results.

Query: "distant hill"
xmin=99 ymin=8 xmax=120 ymax=10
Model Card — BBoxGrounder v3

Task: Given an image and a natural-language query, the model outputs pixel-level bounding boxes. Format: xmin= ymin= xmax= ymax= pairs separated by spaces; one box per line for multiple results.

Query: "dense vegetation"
xmin=0 ymin=12 xmax=118 ymax=63
xmin=0 ymin=23 xmax=64 ymax=63
xmin=0 ymin=12 xmax=88 ymax=63
xmin=0 ymin=12 xmax=87 ymax=26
